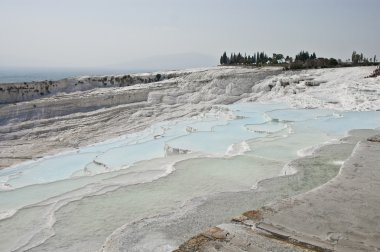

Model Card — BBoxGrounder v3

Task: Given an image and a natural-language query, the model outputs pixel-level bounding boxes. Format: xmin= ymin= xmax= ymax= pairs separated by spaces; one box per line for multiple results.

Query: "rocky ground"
xmin=1 ymin=67 xmax=281 ymax=169
xmin=175 ymin=130 xmax=380 ymax=252
xmin=1 ymin=66 xmax=378 ymax=169
xmin=1 ymin=66 xmax=379 ymax=252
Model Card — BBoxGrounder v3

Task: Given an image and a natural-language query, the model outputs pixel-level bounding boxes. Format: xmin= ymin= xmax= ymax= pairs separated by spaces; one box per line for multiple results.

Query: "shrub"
xmin=328 ymin=58 xmax=339 ymax=67
xmin=289 ymin=60 xmax=304 ymax=70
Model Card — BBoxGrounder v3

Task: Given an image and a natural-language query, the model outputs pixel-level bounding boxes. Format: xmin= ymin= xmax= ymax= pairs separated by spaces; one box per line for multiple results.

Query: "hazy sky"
xmin=0 ymin=0 xmax=379 ymax=68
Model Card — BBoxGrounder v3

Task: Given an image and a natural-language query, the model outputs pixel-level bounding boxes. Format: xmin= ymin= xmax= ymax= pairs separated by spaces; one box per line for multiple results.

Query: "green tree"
xmin=256 ymin=52 xmax=260 ymax=64
xmin=272 ymin=53 xmax=278 ymax=64
xmin=295 ymin=51 xmax=310 ymax=62
xmin=274 ymin=53 xmax=284 ymax=63
xmin=222 ymin=52 xmax=228 ymax=64
xmin=247 ymin=55 xmax=252 ymax=64
xmin=352 ymin=51 xmax=360 ymax=64
xmin=352 ymin=51 xmax=356 ymax=63
xmin=237 ymin=52 xmax=243 ymax=64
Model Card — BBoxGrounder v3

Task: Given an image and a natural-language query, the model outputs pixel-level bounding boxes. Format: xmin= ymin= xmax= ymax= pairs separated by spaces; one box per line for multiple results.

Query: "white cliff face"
xmin=0 ymin=66 xmax=379 ymax=252
xmin=0 ymin=82 xmax=175 ymax=125
xmin=0 ymin=67 xmax=281 ymax=168
xmin=246 ymin=66 xmax=380 ymax=111
xmin=0 ymin=70 xmax=187 ymax=104
xmin=0 ymin=66 xmax=379 ymax=169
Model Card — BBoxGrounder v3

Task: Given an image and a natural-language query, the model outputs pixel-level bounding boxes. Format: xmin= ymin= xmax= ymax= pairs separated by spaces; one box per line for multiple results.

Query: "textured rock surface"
xmin=258 ymin=138 xmax=380 ymax=252
xmin=246 ymin=66 xmax=380 ymax=111
xmin=0 ymin=71 xmax=186 ymax=104
xmin=367 ymin=135 xmax=380 ymax=142
xmin=0 ymin=67 xmax=281 ymax=169
xmin=103 ymin=130 xmax=366 ymax=252
xmin=1 ymin=66 xmax=379 ymax=170
xmin=175 ymin=131 xmax=380 ymax=252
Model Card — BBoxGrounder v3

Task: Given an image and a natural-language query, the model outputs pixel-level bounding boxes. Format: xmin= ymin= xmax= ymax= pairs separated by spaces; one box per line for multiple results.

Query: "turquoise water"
xmin=0 ymin=102 xmax=379 ymax=252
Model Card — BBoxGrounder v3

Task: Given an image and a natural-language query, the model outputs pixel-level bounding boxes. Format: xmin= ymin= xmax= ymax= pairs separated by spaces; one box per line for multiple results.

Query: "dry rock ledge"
xmin=1 ymin=66 xmax=378 ymax=169
xmin=0 ymin=67 xmax=282 ymax=168
xmin=175 ymin=132 xmax=380 ymax=252
xmin=1 ymin=66 xmax=379 ymax=250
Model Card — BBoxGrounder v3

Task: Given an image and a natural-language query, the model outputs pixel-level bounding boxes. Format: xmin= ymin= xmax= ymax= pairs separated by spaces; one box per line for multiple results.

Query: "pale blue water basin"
xmin=224 ymin=102 xmax=289 ymax=114
xmin=1 ymin=102 xmax=380 ymax=252
xmin=245 ymin=121 xmax=288 ymax=133
xmin=94 ymin=139 xmax=166 ymax=169
xmin=166 ymin=116 xmax=265 ymax=153
xmin=297 ymin=111 xmax=380 ymax=136
xmin=266 ymin=108 xmax=337 ymax=122
xmin=1 ymin=103 xmax=379 ymax=194
xmin=0 ymin=152 xmax=99 ymax=188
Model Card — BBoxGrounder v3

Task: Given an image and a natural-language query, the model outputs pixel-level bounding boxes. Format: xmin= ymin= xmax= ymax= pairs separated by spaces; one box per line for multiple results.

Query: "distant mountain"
xmin=0 ymin=53 xmax=217 ymax=83
xmin=111 ymin=52 xmax=217 ymax=72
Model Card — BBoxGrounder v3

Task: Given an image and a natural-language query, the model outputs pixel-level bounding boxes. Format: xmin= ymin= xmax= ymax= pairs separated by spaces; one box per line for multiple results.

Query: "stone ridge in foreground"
xmin=175 ymin=133 xmax=380 ymax=252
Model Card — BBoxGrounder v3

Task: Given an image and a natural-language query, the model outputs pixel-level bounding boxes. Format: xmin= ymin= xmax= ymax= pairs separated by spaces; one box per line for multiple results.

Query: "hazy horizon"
xmin=1 ymin=0 xmax=379 ymax=69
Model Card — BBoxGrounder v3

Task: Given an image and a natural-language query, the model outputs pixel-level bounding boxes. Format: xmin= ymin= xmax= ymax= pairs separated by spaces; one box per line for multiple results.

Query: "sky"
xmin=0 ymin=0 xmax=379 ymax=69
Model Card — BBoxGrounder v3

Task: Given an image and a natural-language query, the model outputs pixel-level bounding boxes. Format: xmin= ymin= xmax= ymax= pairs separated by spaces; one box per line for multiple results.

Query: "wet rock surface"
xmin=1 ymin=66 xmax=380 ymax=252
xmin=175 ymin=130 xmax=380 ymax=252
xmin=2 ymin=66 xmax=379 ymax=169
xmin=0 ymin=67 xmax=281 ymax=169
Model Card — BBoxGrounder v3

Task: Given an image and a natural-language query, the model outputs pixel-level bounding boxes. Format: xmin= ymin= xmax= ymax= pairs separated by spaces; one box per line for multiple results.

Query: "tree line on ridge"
xmin=220 ymin=50 xmax=378 ymax=70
